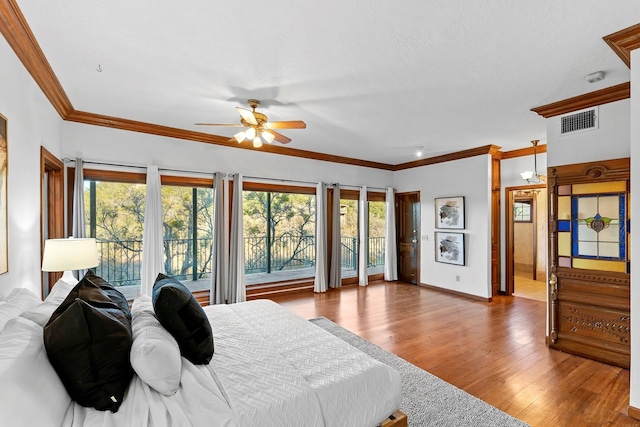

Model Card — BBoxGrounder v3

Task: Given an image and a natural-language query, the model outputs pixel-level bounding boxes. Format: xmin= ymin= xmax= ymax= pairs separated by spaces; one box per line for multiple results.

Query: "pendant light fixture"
xmin=520 ymin=140 xmax=546 ymax=183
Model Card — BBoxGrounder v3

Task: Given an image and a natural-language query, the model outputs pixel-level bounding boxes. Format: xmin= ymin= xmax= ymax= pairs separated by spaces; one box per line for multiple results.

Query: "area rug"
xmin=309 ymin=317 xmax=530 ymax=427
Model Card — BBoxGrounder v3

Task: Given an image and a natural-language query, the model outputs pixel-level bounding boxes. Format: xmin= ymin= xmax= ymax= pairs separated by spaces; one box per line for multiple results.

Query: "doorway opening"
xmin=505 ymin=185 xmax=547 ymax=301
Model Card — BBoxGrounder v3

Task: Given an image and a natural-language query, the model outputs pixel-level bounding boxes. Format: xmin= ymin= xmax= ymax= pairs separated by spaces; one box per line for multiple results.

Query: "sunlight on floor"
xmin=513 ymin=272 xmax=546 ymax=302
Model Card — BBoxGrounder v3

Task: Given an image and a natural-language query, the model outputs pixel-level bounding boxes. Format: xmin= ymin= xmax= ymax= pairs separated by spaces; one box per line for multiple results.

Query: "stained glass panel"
xmin=572 ymin=258 xmax=627 ymax=273
xmin=572 ymin=181 xmax=626 ymax=195
xmin=558 ymin=196 xmax=571 ymax=220
xmin=572 ymin=194 xmax=625 ymax=260
xmin=513 ymin=200 xmax=532 ymax=222
xmin=558 ymin=232 xmax=571 ymax=257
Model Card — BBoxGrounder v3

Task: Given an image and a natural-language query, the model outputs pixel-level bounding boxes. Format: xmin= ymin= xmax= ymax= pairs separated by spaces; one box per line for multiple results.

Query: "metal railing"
xmin=340 ymin=236 xmax=385 ymax=270
xmin=94 ymin=235 xmax=385 ymax=286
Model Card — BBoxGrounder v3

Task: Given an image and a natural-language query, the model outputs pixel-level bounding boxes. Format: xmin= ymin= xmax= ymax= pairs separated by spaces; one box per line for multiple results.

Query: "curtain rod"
xmin=241 ymin=175 xmax=387 ymax=192
xmin=242 ymin=175 xmax=317 ymax=186
xmin=63 ymin=158 xmax=216 ymax=177
xmin=64 ymin=159 xmax=389 ymax=191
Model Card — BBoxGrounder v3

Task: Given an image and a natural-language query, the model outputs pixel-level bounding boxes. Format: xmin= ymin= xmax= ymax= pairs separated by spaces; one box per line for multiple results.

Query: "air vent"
xmin=560 ymin=107 xmax=598 ymax=135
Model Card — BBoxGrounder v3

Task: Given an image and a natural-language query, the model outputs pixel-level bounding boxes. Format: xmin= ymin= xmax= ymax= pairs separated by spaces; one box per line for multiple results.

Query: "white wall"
xmin=546 ymin=99 xmax=630 ymax=166
xmin=500 ymin=152 xmax=548 ymax=292
xmin=629 ymin=48 xmax=640 ymax=411
xmin=0 ymin=38 xmax=64 ymax=298
xmin=62 ymin=122 xmax=393 ymax=187
xmin=394 ymin=155 xmax=492 ymax=298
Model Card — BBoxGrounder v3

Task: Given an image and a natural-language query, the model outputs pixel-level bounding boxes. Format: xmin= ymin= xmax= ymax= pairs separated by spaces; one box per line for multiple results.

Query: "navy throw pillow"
xmin=43 ymin=271 xmax=133 ymax=412
xmin=152 ymin=273 xmax=214 ymax=365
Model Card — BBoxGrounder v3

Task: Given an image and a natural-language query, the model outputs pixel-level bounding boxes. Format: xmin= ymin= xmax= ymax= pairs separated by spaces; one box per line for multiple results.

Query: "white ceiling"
xmin=14 ymin=1 xmax=640 ymax=164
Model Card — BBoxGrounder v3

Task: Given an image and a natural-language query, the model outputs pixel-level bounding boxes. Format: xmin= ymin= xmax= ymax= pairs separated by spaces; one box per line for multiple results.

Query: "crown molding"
xmin=65 ymin=111 xmax=396 ymax=171
xmin=0 ymin=0 xmax=73 ymax=117
xmin=530 ymin=82 xmax=630 ymax=118
xmin=392 ymin=145 xmax=501 ymax=171
xmin=0 ymin=0 xmax=581 ymax=171
xmin=603 ymin=23 xmax=640 ymax=68
xmin=501 ymin=144 xmax=547 ymax=160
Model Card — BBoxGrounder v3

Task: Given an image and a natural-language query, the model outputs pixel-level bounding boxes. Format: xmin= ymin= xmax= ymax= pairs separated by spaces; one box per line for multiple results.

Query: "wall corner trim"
xmin=603 ymin=23 xmax=640 ymax=68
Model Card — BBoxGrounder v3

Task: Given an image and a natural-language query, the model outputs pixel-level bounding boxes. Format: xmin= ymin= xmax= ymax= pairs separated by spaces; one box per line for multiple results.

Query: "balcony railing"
xmin=93 ymin=235 xmax=386 ymax=287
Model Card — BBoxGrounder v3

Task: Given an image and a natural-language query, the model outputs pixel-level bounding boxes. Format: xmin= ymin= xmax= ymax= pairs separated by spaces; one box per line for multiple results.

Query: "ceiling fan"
xmin=195 ymin=99 xmax=306 ymax=148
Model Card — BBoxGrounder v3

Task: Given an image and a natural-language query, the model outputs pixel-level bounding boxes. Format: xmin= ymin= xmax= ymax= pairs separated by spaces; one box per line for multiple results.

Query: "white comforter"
xmin=64 ymin=300 xmax=402 ymax=427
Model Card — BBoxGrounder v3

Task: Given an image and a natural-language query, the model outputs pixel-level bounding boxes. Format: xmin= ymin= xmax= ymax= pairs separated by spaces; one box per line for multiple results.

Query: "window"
xmin=243 ymin=183 xmax=316 ymax=285
xmin=368 ymin=200 xmax=386 ymax=274
xmin=339 ymin=199 xmax=358 ymax=279
xmin=338 ymin=190 xmax=387 ymax=282
xmin=79 ymin=169 xmax=214 ymax=299
xmin=513 ymin=200 xmax=532 ymax=222
xmin=85 ymin=180 xmax=145 ymax=299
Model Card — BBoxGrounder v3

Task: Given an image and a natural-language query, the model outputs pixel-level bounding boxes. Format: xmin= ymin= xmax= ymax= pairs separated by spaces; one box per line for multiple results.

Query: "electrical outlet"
xmin=455 ymin=275 xmax=460 ymax=282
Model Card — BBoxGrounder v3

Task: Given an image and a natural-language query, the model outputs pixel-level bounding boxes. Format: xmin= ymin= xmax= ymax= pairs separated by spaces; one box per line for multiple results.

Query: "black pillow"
xmin=44 ymin=271 xmax=133 ymax=412
xmin=152 ymin=273 xmax=214 ymax=364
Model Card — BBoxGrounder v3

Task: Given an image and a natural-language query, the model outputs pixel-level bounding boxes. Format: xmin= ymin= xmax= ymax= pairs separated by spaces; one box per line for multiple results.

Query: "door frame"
xmin=505 ymin=183 xmax=546 ymax=296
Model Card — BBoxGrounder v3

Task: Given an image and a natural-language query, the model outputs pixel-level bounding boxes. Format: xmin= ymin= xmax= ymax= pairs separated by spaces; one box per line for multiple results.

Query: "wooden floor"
xmin=270 ymin=281 xmax=639 ymax=427
xmin=513 ymin=272 xmax=546 ymax=303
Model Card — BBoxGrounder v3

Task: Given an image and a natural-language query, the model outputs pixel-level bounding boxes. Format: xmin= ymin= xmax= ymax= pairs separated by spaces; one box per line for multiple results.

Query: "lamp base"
xmin=59 ymin=270 xmax=79 ymax=287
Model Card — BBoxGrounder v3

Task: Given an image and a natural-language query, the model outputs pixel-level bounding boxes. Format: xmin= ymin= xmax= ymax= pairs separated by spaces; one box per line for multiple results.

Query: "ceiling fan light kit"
xmin=197 ymin=99 xmax=306 ymax=148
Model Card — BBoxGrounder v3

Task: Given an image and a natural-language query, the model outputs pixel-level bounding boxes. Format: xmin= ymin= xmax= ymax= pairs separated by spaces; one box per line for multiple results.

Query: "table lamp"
xmin=41 ymin=237 xmax=99 ymax=285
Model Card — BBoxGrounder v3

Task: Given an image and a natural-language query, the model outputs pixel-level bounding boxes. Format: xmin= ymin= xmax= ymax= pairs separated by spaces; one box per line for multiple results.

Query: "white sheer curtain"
xmin=72 ymin=158 xmax=87 ymax=278
xmin=140 ymin=165 xmax=165 ymax=296
xmin=314 ymin=182 xmax=328 ymax=293
xmin=209 ymin=172 xmax=227 ymax=304
xmin=384 ymin=187 xmax=398 ymax=281
xmin=72 ymin=158 xmax=86 ymax=239
xmin=358 ymin=186 xmax=368 ymax=286
xmin=228 ymin=174 xmax=246 ymax=303
xmin=329 ymin=184 xmax=341 ymax=288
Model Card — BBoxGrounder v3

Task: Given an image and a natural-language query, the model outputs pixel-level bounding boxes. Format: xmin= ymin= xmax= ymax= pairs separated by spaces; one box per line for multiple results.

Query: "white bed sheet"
xmin=64 ymin=360 xmax=237 ymax=427
xmin=45 ymin=299 xmax=401 ymax=427
xmin=205 ymin=300 xmax=402 ymax=427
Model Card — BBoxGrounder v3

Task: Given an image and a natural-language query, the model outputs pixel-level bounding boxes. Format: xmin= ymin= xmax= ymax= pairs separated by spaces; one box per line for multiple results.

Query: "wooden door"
xmin=397 ymin=192 xmax=420 ymax=285
xmin=548 ymin=158 xmax=630 ymax=368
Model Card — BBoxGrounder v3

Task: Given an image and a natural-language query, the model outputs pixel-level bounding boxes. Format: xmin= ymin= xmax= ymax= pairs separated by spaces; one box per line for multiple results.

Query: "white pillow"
xmin=21 ymin=276 xmax=78 ymax=327
xmin=130 ymin=294 xmax=182 ymax=395
xmin=0 ymin=288 xmax=41 ymax=332
xmin=0 ymin=317 xmax=72 ymax=427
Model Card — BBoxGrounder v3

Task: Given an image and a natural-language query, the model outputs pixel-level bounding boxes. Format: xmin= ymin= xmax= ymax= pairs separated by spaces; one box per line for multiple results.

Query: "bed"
xmin=0 ymin=275 xmax=406 ymax=427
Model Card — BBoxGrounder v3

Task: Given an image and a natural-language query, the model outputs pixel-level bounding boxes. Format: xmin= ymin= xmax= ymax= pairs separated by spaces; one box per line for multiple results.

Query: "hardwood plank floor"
xmin=269 ymin=281 xmax=639 ymax=427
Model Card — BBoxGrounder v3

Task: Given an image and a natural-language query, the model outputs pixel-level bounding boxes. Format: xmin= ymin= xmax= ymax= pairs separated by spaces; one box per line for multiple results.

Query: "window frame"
xmin=67 ymin=168 xmax=214 ymax=302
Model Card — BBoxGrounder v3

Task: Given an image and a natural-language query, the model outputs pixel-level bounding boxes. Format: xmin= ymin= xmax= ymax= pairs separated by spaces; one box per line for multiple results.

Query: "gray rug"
xmin=309 ymin=317 xmax=530 ymax=427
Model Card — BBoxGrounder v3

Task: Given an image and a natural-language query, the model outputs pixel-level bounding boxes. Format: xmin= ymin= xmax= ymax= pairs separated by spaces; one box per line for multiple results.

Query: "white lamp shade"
xmin=520 ymin=171 xmax=534 ymax=180
xmin=245 ymin=127 xmax=256 ymax=140
xmin=42 ymin=238 xmax=99 ymax=272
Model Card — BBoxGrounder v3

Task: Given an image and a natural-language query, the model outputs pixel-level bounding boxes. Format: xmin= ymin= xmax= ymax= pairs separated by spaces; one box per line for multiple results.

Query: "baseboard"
xmin=418 ymin=282 xmax=492 ymax=302
xmin=628 ymin=405 xmax=640 ymax=420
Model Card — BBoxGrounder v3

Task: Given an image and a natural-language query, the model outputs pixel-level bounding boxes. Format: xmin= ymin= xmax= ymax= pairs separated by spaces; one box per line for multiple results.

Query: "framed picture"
xmin=0 ymin=114 xmax=7 ymax=274
xmin=435 ymin=232 xmax=465 ymax=266
xmin=435 ymin=196 xmax=464 ymax=229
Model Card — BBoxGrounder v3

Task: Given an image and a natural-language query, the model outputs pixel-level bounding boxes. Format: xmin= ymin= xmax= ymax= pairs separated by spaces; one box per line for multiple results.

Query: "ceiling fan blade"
xmin=266 ymin=120 xmax=306 ymax=130
xmin=269 ymin=130 xmax=292 ymax=144
xmin=194 ymin=123 xmax=244 ymax=127
xmin=236 ymin=107 xmax=258 ymax=126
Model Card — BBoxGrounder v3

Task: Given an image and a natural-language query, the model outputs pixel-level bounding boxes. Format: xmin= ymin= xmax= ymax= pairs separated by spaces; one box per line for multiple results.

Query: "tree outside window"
xmin=243 ymin=190 xmax=316 ymax=282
